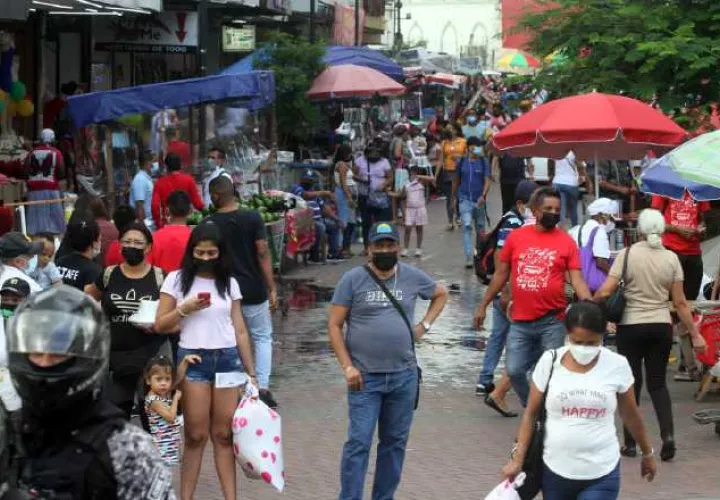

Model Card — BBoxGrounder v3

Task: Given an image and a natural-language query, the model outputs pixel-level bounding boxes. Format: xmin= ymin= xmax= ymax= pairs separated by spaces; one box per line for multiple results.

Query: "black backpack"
xmin=474 ymin=212 xmax=515 ymax=284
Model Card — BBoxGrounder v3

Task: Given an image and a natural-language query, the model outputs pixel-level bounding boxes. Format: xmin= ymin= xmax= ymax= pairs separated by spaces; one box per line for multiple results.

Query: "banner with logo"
xmin=95 ymin=11 xmax=198 ymax=53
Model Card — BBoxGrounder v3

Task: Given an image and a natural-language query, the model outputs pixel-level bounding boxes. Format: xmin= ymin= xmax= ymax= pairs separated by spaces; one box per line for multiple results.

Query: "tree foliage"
xmin=255 ymin=32 xmax=326 ymax=149
xmin=520 ymin=0 xmax=720 ymax=111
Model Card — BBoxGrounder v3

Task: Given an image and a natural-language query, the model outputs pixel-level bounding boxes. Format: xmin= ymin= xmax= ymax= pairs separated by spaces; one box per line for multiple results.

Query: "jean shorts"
xmin=176 ymin=347 xmax=244 ymax=383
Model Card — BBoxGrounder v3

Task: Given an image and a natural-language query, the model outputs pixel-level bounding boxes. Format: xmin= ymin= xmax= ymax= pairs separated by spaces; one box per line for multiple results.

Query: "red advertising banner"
xmin=501 ymin=0 xmax=552 ymax=50
xmin=333 ymin=1 xmax=365 ymax=46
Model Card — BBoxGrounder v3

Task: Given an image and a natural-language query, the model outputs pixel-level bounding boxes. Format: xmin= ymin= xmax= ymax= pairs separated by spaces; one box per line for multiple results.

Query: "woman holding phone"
xmin=155 ymin=222 xmax=256 ymax=500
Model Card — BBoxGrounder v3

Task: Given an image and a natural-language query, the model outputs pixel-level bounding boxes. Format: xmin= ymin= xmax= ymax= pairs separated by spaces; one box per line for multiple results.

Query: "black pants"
xmin=358 ymin=195 xmax=392 ymax=247
xmin=673 ymin=252 xmax=704 ymax=300
xmin=616 ymin=323 xmax=674 ymax=446
xmin=501 ymin=182 xmax=519 ymax=214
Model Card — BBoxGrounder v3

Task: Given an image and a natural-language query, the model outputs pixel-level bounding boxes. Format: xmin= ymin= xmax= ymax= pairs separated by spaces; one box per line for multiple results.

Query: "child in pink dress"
xmin=402 ymin=165 xmax=435 ymax=257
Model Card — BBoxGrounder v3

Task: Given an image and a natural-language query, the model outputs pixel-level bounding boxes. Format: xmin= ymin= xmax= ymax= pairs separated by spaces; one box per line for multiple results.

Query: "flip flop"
xmin=484 ymin=395 xmax=518 ymax=418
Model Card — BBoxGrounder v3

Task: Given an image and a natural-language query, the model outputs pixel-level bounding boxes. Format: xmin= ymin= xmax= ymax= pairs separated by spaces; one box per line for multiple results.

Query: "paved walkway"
xmin=181 ymin=198 xmax=720 ymax=500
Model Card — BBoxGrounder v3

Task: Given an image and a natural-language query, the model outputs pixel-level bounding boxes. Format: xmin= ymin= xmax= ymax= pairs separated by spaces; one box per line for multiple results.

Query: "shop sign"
xmin=222 ymin=26 xmax=256 ymax=52
xmin=94 ymin=11 xmax=198 ymax=53
xmin=4 ymin=0 xmax=28 ymax=21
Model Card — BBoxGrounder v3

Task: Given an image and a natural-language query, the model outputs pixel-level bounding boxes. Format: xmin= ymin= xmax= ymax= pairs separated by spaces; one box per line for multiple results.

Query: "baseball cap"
xmin=514 ymin=180 xmax=539 ymax=204
xmin=1 ymin=277 xmax=31 ymax=298
xmin=368 ymin=222 xmax=400 ymax=244
xmin=587 ymin=198 xmax=619 ymax=219
xmin=0 ymin=232 xmax=44 ymax=259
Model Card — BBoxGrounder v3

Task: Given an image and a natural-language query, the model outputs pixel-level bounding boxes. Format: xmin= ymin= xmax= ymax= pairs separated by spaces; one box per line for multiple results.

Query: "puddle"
xmin=272 ymin=277 xmax=502 ymax=388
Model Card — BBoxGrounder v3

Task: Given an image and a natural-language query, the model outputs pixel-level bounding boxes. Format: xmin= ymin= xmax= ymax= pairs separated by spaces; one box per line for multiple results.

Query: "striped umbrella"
xmin=497 ymin=51 xmax=541 ymax=70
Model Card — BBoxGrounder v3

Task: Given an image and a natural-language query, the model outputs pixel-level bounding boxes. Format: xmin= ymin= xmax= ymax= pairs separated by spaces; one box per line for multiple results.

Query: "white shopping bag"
xmin=484 ymin=473 xmax=526 ymax=500
xmin=231 ymin=383 xmax=285 ymax=492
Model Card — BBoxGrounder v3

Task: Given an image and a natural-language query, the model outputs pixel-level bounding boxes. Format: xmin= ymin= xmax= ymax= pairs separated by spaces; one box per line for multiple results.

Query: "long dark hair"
xmin=178 ymin=222 xmax=233 ymax=299
xmin=565 ymin=300 xmax=606 ymax=335
xmin=330 ymin=143 xmax=353 ymax=190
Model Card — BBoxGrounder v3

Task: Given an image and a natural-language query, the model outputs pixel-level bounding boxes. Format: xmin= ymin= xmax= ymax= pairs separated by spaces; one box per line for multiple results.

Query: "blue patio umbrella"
xmin=640 ymin=155 xmax=720 ymax=201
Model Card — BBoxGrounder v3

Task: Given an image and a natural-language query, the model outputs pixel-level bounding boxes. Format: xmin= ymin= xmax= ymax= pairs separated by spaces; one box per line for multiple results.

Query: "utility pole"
xmin=309 ymin=0 xmax=316 ymax=42
xmin=354 ymin=0 xmax=360 ymax=46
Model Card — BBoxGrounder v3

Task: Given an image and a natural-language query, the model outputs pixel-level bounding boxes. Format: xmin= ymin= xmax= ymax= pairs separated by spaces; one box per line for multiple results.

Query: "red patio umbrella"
xmin=307 ymin=64 xmax=406 ymax=100
xmin=492 ymin=92 xmax=687 ymax=197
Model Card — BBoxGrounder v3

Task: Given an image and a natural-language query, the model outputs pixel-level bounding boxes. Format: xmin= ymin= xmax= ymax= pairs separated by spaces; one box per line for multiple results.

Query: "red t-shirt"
xmin=26 ymin=145 xmax=64 ymax=191
xmin=148 ymin=224 xmax=191 ymax=273
xmin=166 ymin=140 xmax=192 ymax=170
xmin=500 ymin=225 xmax=581 ymax=322
xmin=651 ymin=193 xmax=709 ymax=255
xmin=151 ymin=172 xmax=204 ymax=229
xmin=105 ymin=240 xmax=123 ymax=266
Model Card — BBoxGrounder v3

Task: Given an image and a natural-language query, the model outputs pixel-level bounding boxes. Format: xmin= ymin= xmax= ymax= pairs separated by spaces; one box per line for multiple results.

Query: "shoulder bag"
xmin=577 ymin=224 xmax=608 ymax=293
xmin=363 ymin=265 xmax=422 ymax=409
xmin=604 ymin=245 xmax=631 ymax=323
xmin=516 ymin=349 xmax=557 ymax=500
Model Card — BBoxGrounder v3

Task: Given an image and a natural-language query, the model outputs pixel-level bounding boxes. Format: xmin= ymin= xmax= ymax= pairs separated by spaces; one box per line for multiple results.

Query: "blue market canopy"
xmin=221 ymin=45 xmax=404 ymax=81
xmin=68 ymin=70 xmax=275 ymax=129
xmin=640 ymin=155 xmax=720 ymax=201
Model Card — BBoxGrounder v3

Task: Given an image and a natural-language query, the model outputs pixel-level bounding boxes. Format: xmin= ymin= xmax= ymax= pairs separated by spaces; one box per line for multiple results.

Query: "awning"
xmin=67 ymin=70 xmax=275 ymax=128
xmin=29 ymin=0 xmax=161 ymax=12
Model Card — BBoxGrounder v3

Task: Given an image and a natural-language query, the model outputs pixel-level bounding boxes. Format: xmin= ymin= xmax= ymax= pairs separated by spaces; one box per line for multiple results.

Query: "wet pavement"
xmin=182 ymin=195 xmax=720 ymax=500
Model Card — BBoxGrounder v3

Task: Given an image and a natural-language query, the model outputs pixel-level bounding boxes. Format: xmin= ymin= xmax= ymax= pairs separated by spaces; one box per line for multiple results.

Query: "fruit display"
xmin=186 ymin=193 xmax=292 ymax=226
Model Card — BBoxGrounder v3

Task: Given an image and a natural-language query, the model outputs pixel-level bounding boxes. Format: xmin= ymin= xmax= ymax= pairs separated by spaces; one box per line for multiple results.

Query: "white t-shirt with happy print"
xmin=532 ymin=346 xmax=634 ymax=480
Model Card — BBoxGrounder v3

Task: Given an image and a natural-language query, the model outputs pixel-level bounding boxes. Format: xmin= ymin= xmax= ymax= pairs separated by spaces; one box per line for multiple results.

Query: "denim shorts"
xmin=176 ymin=347 xmax=244 ymax=383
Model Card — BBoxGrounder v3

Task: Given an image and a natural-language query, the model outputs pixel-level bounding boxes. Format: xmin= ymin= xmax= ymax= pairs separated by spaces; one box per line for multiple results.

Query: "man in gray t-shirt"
xmin=329 ymin=222 xmax=448 ymax=500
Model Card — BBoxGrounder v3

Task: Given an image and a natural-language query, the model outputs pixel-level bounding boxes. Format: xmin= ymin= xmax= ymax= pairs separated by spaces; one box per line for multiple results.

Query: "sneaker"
xmin=414 ymin=249 xmax=423 ymax=258
xmin=465 ymin=257 xmax=474 ymax=269
xmin=259 ymin=389 xmax=278 ymax=409
xmin=401 ymin=249 xmax=409 ymax=257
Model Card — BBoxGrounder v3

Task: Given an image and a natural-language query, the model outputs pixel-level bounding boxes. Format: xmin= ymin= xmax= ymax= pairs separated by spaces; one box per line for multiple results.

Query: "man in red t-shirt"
xmin=165 ymin=127 xmax=192 ymax=172
xmin=149 ymin=190 xmax=192 ymax=273
xmin=650 ymin=191 xmax=708 ymax=300
xmin=474 ymin=186 xmax=591 ymax=406
xmin=151 ymin=153 xmax=204 ymax=229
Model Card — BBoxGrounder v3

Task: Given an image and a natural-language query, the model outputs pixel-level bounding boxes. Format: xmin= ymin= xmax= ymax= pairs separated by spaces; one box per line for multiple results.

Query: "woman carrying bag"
xmin=501 ymin=301 xmax=656 ymax=500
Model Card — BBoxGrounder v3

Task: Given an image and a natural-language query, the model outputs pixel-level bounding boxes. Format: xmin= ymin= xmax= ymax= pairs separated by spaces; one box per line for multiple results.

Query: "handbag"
xmin=516 ymin=349 xmax=557 ymax=500
xmin=604 ymin=244 xmax=631 ymax=323
xmin=578 ymin=223 xmax=608 ymax=292
xmin=364 ymin=265 xmax=422 ymax=409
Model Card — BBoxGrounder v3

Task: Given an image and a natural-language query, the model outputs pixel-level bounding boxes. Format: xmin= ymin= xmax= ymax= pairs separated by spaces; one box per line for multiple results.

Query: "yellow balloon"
xmin=0 ymin=89 xmax=6 ymax=101
xmin=17 ymin=99 xmax=34 ymax=117
xmin=6 ymin=100 xmax=16 ymax=117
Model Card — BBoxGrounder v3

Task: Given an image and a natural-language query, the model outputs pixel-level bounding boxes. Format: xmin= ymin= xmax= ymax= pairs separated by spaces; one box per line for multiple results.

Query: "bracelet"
xmin=641 ymin=447 xmax=654 ymax=459
xmin=176 ymin=307 xmax=188 ymax=318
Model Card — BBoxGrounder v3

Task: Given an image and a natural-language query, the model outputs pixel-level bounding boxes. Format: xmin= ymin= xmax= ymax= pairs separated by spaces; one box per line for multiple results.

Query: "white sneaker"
xmin=414 ymin=249 xmax=423 ymax=257
xmin=401 ymin=249 xmax=409 ymax=257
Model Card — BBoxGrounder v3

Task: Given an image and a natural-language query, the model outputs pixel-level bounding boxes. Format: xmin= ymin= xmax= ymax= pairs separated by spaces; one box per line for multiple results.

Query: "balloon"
xmin=0 ymin=89 xmax=6 ymax=101
xmin=0 ymin=100 xmax=4 ymax=115
xmin=6 ymin=100 xmax=17 ymax=117
xmin=17 ymin=99 xmax=34 ymax=117
xmin=9 ymin=81 xmax=26 ymax=102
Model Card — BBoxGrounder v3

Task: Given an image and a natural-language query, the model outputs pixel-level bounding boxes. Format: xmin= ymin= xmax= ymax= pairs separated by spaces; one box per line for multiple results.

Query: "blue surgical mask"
xmin=151 ymin=162 xmax=160 ymax=176
xmin=467 ymin=116 xmax=478 ymax=125
xmin=472 ymin=147 xmax=483 ymax=156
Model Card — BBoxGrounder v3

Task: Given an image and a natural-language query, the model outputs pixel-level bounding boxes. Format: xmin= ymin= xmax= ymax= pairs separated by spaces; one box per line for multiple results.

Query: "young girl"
xmin=402 ymin=165 xmax=435 ymax=257
xmin=143 ymin=354 xmax=200 ymax=465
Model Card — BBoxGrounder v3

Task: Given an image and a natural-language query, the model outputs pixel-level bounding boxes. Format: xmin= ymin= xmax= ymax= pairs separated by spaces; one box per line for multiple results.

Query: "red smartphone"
xmin=198 ymin=292 xmax=211 ymax=302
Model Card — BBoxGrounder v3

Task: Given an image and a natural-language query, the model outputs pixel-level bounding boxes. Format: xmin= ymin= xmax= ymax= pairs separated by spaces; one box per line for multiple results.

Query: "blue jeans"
xmin=506 ymin=314 xmax=566 ymax=406
xmin=339 ymin=367 xmax=418 ymax=500
xmin=479 ymin=297 xmax=510 ymax=387
xmin=553 ymin=183 xmax=580 ymax=226
xmin=542 ymin=462 xmax=620 ymax=500
xmin=312 ymin=218 xmax=340 ymax=259
xmin=459 ymin=198 xmax=487 ymax=259
xmin=242 ymin=300 xmax=273 ymax=390
xmin=176 ymin=347 xmax=243 ymax=383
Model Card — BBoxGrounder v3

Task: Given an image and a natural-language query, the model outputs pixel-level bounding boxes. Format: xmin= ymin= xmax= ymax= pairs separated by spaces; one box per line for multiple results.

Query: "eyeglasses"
xmin=120 ymin=239 xmax=147 ymax=249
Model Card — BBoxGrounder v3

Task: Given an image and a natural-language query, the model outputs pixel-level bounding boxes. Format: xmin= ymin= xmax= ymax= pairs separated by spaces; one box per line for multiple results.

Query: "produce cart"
xmin=265 ymin=218 xmax=286 ymax=271
xmin=284 ymin=208 xmax=316 ymax=260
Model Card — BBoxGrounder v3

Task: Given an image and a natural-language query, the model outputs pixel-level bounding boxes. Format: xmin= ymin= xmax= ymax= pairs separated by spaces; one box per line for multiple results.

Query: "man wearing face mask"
xmin=474 ymin=186 xmax=591 ymax=407
xmin=56 ymin=218 xmax=103 ymax=293
xmin=329 ymin=222 xmax=448 ymax=500
xmin=462 ymin=108 xmax=488 ymax=140
xmin=569 ymin=198 xmax=617 ymax=292
xmin=202 ymin=147 xmax=233 ymax=208
xmin=457 ymin=136 xmax=492 ymax=268
xmin=0 ymin=232 xmax=43 ymax=294
xmin=129 ymin=149 xmax=156 ymax=231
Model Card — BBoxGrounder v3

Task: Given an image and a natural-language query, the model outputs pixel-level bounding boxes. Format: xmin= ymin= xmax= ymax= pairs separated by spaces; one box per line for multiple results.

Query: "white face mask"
xmin=26 ymin=255 xmax=38 ymax=274
xmin=604 ymin=220 xmax=615 ymax=233
xmin=524 ymin=208 xmax=534 ymax=219
xmin=92 ymin=243 xmax=101 ymax=258
xmin=569 ymin=344 xmax=601 ymax=365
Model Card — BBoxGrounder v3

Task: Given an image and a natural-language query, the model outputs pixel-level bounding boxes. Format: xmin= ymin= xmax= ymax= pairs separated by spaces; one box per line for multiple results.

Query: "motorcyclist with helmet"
xmin=1 ymin=285 xmax=176 ymax=499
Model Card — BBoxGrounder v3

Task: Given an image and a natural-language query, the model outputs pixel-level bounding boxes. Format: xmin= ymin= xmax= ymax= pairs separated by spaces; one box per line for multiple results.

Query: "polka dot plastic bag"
xmin=231 ymin=382 xmax=285 ymax=492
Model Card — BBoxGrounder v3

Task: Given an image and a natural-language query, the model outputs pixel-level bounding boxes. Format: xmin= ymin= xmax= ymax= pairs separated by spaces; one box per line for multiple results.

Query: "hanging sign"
xmin=222 ymin=26 xmax=256 ymax=52
xmin=94 ymin=12 xmax=198 ymax=53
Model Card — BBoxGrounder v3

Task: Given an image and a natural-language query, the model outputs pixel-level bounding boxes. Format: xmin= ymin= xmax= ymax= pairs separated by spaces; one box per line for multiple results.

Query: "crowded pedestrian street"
xmin=178 ymin=201 xmax=720 ymax=500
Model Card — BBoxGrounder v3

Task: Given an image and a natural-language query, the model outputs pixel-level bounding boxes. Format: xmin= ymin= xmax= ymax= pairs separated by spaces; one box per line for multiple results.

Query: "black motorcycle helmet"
xmin=7 ymin=286 xmax=109 ymax=418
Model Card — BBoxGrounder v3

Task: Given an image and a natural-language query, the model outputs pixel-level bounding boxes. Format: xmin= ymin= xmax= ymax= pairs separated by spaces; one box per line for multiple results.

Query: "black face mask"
xmin=539 ymin=212 xmax=561 ymax=230
xmin=366 ymin=156 xmax=380 ymax=163
xmin=194 ymin=258 xmax=217 ymax=273
xmin=122 ymin=247 xmax=145 ymax=266
xmin=372 ymin=252 xmax=398 ymax=272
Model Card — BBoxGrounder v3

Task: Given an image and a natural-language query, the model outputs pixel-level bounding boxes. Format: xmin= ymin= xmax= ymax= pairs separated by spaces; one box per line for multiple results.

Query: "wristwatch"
xmin=422 ymin=320 xmax=432 ymax=333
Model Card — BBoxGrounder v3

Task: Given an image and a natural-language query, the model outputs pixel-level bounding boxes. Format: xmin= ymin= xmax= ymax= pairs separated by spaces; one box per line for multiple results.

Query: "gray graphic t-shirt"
xmin=332 ymin=263 xmax=436 ymax=373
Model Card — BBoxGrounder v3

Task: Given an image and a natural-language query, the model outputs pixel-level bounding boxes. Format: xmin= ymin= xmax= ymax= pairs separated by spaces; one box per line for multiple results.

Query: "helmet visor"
xmin=7 ymin=310 xmax=107 ymax=359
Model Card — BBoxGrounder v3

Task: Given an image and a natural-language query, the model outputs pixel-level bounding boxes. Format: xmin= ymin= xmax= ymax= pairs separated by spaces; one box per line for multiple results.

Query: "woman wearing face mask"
xmin=502 ymin=301 xmax=657 ymax=499
xmin=155 ymin=222 xmax=256 ymax=500
xmin=355 ymin=143 xmax=393 ymax=254
xmin=594 ymin=209 xmax=706 ymax=461
xmin=438 ymin=124 xmax=467 ymax=229
xmin=55 ymin=216 xmax=103 ymax=292
xmin=332 ymin=143 xmax=358 ymax=256
xmin=568 ymin=198 xmax=617 ymax=293
xmin=86 ymin=222 xmax=166 ymax=420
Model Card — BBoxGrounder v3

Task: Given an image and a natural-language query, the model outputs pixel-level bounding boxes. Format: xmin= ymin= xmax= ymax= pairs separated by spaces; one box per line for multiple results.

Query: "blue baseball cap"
xmin=368 ymin=222 xmax=400 ymax=243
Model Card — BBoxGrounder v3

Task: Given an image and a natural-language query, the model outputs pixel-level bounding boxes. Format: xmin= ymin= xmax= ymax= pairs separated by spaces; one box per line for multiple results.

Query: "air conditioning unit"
xmin=5 ymin=0 xmax=29 ymax=21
